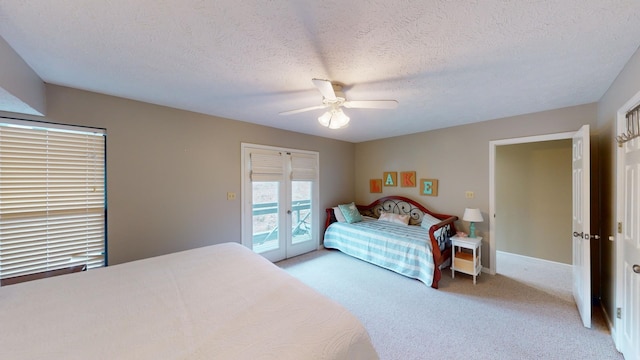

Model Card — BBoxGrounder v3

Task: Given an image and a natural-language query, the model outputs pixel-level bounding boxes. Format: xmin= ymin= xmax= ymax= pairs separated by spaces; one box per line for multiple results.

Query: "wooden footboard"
xmin=325 ymin=196 xmax=458 ymax=289
xmin=426 ymin=216 xmax=456 ymax=288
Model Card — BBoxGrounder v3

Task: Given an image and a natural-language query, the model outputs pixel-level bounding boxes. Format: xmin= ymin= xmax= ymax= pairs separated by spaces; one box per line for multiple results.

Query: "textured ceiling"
xmin=1 ymin=1 xmax=640 ymax=142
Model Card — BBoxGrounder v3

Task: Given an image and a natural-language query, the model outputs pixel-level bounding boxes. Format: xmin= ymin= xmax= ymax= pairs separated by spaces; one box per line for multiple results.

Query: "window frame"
xmin=0 ymin=117 xmax=107 ymax=282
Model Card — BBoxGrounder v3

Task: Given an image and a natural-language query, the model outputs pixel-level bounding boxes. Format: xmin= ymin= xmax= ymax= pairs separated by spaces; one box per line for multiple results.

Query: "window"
xmin=0 ymin=119 xmax=106 ymax=282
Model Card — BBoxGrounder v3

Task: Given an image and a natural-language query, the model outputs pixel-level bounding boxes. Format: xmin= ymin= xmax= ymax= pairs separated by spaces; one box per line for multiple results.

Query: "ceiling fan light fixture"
xmin=318 ymin=108 xmax=350 ymax=129
xmin=331 ymin=110 xmax=350 ymax=129
xmin=317 ymin=111 xmax=332 ymax=127
xmin=282 ymin=78 xmax=396 ymax=129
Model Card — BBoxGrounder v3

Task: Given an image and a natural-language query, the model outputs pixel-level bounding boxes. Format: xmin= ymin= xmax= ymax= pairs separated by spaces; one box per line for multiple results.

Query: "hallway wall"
xmin=495 ymin=139 xmax=572 ymax=264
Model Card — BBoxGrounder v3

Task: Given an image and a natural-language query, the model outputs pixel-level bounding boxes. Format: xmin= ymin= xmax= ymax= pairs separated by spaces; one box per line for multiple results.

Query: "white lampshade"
xmin=330 ymin=110 xmax=350 ymax=129
xmin=463 ymin=208 xmax=483 ymax=222
xmin=318 ymin=108 xmax=350 ymax=129
xmin=318 ymin=111 xmax=332 ymax=127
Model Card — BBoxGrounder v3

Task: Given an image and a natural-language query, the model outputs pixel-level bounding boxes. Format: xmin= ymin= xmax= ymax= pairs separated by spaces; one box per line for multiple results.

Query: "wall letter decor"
xmin=370 ymin=179 xmax=382 ymax=193
xmin=400 ymin=171 xmax=416 ymax=187
xmin=420 ymin=178 xmax=438 ymax=196
xmin=383 ymin=172 xmax=397 ymax=186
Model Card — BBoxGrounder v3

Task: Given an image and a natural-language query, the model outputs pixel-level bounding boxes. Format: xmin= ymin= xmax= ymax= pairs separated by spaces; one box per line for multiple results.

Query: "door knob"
xmin=633 ymin=264 xmax=640 ymax=274
xmin=573 ymin=231 xmax=583 ymax=238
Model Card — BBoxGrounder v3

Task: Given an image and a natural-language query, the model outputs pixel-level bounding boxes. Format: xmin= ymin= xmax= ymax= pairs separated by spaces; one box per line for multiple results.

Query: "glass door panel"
xmin=291 ymin=181 xmax=312 ymax=245
xmin=251 ymin=181 xmax=280 ymax=254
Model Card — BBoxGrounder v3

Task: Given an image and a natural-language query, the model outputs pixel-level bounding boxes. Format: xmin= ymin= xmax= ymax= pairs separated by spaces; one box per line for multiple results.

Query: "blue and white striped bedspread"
xmin=324 ymin=219 xmax=435 ymax=286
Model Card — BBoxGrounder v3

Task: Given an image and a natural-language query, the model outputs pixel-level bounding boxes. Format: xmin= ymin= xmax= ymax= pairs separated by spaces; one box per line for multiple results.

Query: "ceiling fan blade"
xmin=311 ymin=78 xmax=337 ymax=101
xmin=279 ymin=104 xmax=328 ymax=115
xmin=343 ymin=100 xmax=398 ymax=109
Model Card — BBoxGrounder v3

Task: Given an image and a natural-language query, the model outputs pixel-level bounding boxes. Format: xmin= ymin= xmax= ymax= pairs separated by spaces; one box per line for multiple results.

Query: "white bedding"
xmin=0 ymin=242 xmax=378 ymax=359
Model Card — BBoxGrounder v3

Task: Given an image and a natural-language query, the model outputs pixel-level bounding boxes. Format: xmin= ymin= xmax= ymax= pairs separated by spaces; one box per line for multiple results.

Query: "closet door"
xmin=242 ymin=144 xmax=318 ymax=262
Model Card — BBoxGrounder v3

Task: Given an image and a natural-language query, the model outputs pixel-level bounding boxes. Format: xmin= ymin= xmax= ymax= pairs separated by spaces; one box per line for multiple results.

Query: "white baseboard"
xmin=496 ymin=250 xmax=571 ymax=273
xmin=600 ymin=302 xmax=614 ymax=330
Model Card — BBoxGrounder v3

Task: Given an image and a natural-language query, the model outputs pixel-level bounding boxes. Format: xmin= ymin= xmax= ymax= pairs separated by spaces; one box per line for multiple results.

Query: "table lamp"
xmin=463 ymin=208 xmax=483 ymax=238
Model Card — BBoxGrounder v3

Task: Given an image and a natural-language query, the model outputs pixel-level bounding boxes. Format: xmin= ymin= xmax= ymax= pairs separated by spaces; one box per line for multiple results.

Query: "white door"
xmin=618 ymin=135 xmax=640 ymax=360
xmin=572 ymin=124 xmax=591 ymax=328
xmin=241 ymin=144 xmax=319 ymax=262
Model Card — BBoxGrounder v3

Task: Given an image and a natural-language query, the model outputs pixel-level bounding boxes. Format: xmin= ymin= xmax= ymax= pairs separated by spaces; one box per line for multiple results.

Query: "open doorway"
xmin=489 ymin=132 xmax=574 ymax=300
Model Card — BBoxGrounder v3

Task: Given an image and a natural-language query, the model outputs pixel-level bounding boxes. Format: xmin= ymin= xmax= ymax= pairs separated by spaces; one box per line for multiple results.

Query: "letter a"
xmin=385 ymin=173 xmax=394 ymax=185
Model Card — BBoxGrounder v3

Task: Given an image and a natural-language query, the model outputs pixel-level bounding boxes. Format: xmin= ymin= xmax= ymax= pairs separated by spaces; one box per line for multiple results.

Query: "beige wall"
xmin=0 ymin=84 xmax=356 ymax=265
xmin=596 ymin=46 xmax=640 ymax=326
xmin=495 ymin=140 xmax=572 ymax=264
xmin=355 ymin=103 xmax=597 ymax=269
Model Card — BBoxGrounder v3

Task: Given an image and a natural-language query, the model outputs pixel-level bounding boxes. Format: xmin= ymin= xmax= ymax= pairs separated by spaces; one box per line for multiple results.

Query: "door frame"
xmin=614 ymin=90 xmax=640 ymax=352
xmin=240 ymin=143 xmax=320 ymax=261
xmin=489 ymin=131 xmax=575 ymax=275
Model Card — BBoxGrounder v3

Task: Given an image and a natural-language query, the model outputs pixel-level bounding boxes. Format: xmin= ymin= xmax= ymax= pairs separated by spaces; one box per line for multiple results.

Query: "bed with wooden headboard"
xmin=324 ymin=196 xmax=458 ymax=289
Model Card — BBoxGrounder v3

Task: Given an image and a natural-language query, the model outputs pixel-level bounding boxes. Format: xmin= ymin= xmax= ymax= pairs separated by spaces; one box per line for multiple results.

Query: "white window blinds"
xmin=250 ymin=151 xmax=318 ymax=181
xmin=250 ymin=150 xmax=284 ymax=181
xmin=290 ymin=153 xmax=318 ymax=180
xmin=0 ymin=121 xmax=106 ymax=280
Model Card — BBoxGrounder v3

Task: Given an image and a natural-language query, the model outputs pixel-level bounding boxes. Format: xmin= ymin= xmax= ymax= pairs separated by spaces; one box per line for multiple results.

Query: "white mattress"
xmin=0 ymin=242 xmax=378 ymax=359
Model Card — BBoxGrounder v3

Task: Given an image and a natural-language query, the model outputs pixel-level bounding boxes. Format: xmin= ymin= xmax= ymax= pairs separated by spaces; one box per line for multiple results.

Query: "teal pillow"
xmin=338 ymin=202 xmax=363 ymax=224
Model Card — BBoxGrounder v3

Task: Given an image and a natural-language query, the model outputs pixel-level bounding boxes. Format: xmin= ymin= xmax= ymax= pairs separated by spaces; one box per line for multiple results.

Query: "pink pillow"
xmin=378 ymin=210 xmax=410 ymax=225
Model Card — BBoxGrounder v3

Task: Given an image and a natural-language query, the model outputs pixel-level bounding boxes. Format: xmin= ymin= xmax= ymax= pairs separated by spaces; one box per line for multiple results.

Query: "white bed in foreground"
xmin=0 ymin=242 xmax=378 ymax=359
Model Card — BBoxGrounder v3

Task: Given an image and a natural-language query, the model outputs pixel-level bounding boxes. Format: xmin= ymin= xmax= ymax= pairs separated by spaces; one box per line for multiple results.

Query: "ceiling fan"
xmin=279 ymin=78 xmax=398 ymax=129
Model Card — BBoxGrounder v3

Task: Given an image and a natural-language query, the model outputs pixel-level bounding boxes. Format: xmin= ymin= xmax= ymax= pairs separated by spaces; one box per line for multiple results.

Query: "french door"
xmin=241 ymin=144 xmax=319 ymax=262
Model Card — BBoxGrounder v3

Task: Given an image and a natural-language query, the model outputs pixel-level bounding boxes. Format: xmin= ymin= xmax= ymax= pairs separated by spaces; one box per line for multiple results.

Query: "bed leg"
xmin=431 ymin=267 xmax=441 ymax=289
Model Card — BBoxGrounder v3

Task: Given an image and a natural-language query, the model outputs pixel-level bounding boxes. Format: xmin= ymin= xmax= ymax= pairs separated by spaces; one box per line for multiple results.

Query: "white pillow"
xmin=421 ymin=213 xmax=443 ymax=238
xmin=333 ymin=207 xmax=347 ymax=223
xmin=378 ymin=210 xmax=410 ymax=225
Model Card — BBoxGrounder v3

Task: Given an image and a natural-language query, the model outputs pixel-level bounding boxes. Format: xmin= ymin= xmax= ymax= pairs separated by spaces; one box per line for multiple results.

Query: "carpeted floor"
xmin=277 ymin=248 xmax=622 ymax=360
xmin=497 ymin=250 xmax=574 ymax=303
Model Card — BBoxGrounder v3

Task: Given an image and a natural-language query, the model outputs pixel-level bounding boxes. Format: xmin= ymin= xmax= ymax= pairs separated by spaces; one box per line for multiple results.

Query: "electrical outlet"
xmin=465 ymin=191 xmax=474 ymax=199
xmin=227 ymin=192 xmax=236 ymax=200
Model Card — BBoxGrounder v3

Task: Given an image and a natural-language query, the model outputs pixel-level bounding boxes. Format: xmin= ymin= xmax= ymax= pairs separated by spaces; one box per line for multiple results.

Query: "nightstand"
xmin=450 ymin=236 xmax=482 ymax=284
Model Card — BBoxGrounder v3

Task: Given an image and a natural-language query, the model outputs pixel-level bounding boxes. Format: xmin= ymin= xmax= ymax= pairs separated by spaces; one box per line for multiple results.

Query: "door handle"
xmin=633 ymin=264 xmax=640 ymax=274
xmin=572 ymin=232 xmax=599 ymax=240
